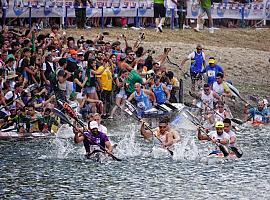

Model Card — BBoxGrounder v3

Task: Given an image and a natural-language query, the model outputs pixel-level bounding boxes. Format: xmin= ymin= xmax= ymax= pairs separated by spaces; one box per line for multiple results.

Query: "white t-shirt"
xmin=209 ymin=131 xmax=230 ymax=142
xmin=212 ymin=81 xmax=224 ymax=96
xmin=41 ymin=61 xmax=54 ymax=72
xmin=4 ymin=91 xmax=18 ymax=107
xmin=225 ymin=130 xmax=236 ymax=147
xmin=187 ymin=51 xmax=206 ymax=60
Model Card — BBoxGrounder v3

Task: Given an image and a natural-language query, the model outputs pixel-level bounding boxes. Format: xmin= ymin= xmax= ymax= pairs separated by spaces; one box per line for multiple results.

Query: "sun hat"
xmin=215 ymin=121 xmax=224 ymax=128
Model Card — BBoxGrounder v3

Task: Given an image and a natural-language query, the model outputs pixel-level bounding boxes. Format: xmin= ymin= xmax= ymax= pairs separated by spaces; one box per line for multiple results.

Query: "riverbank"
xmin=59 ymin=27 xmax=270 ymax=117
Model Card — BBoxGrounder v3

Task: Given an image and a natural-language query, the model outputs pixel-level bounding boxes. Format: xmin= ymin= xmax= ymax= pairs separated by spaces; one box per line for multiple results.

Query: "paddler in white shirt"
xmin=197 ymin=121 xmax=230 ymax=154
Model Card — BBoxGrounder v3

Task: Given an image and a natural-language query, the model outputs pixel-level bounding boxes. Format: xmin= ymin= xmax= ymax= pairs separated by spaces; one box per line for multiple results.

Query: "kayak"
xmin=85 ymin=150 xmax=108 ymax=163
xmin=245 ymin=121 xmax=270 ymax=128
xmin=0 ymin=131 xmax=53 ymax=140
xmin=142 ymin=103 xmax=185 ymax=119
xmin=207 ymin=151 xmax=237 ymax=159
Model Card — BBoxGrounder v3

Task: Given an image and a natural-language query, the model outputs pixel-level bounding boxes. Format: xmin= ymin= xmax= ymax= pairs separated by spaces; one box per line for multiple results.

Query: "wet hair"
xmin=216 ymin=72 xmax=224 ymax=78
xmin=223 ymin=118 xmax=231 ymax=125
xmin=159 ymin=118 xmax=169 ymax=124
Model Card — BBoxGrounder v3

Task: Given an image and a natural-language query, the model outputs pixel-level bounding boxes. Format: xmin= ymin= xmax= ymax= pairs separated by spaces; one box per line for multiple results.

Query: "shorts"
xmin=190 ymin=72 xmax=203 ymax=84
xmin=84 ymin=86 xmax=96 ymax=94
xmin=154 ymin=3 xmax=166 ymax=18
xmin=116 ymin=89 xmax=127 ymax=99
xmin=100 ymin=90 xmax=112 ymax=103
xmin=200 ymin=7 xmax=212 ymax=18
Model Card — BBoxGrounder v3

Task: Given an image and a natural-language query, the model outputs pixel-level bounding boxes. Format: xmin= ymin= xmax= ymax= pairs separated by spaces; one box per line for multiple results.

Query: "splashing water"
xmin=173 ymin=135 xmax=199 ymax=161
xmin=115 ymin=124 xmax=142 ymax=158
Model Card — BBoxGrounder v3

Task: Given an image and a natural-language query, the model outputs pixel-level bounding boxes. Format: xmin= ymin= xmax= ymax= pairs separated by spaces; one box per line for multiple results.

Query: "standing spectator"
xmin=194 ymin=0 xmax=214 ymax=33
xmin=96 ymin=60 xmax=113 ymax=118
xmin=154 ymin=0 xmax=166 ymax=32
xmin=66 ymin=50 xmax=79 ymax=96
xmin=74 ymin=0 xmax=93 ymax=29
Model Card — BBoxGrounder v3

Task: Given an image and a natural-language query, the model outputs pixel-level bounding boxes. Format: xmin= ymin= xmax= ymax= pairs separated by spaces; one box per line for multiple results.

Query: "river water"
xmin=0 ymin=116 xmax=270 ymax=200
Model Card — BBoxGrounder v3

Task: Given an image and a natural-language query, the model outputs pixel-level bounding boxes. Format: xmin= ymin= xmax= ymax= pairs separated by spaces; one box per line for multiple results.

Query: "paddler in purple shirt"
xmin=73 ymin=121 xmax=113 ymax=157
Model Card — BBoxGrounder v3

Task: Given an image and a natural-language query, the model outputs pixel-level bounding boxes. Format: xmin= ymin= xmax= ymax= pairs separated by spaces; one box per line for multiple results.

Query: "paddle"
xmin=166 ymin=56 xmax=190 ymax=79
xmin=124 ymin=101 xmax=174 ymax=156
xmin=229 ymin=86 xmax=250 ymax=105
xmin=52 ymin=108 xmax=122 ymax=161
xmin=189 ymin=91 xmax=243 ymax=125
xmin=183 ymin=110 xmax=230 ymax=157
xmin=229 ymin=146 xmax=243 ymax=158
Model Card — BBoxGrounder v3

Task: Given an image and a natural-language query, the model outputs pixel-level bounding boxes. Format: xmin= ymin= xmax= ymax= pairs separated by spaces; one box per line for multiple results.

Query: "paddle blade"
xmin=217 ymin=144 xmax=229 ymax=157
xmin=52 ymin=108 xmax=70 ymax=124
xmin=231 ymin=118 xmax=244 ymax=125
xmin=230 ymin=146 xmax=243 ymax=158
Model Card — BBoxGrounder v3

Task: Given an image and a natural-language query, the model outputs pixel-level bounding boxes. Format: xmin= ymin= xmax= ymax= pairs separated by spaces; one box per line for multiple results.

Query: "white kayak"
xmin=0 ymin=131 xmax=53 ymax=140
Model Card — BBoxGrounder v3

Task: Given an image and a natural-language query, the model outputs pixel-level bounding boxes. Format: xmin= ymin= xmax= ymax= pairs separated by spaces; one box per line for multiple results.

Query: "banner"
xmin=4 ymin=0 xmax=154 ymax=18
xmin=2 ymin=0 xmax=270 ymax=20
xmin=186 ymin=0 xmax=269 ymax=20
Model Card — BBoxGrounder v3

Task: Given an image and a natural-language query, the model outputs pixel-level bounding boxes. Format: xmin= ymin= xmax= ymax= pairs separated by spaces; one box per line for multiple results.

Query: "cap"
xmin=208 ymin=57 xmax=216 ymax=64
xmin=77 ymin=51 xmax=84 ymax=56
xmin=89 ymin=121 xmax=99 ymax=129
xmin=215 ymin=121 xmax=224 ymax=128
xmin=69 ymin=49 xmax=78 ymax=55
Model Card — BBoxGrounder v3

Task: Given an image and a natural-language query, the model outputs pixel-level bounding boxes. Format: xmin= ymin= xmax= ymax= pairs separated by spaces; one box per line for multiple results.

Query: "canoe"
xmin=207 ymin=152 xmax=237 ymax=159
xmin=0 ymin=131 xmax=53 ymax=140
xmin=142 ymin=103 xmax=185 ymax=119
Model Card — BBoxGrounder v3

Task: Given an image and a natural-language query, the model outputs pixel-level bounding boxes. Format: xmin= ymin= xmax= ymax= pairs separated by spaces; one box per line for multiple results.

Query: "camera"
xmin=164 ymin=48 xmax=171 ymax=52
xmin=146 ymin=72 xmax=156 ymax=80
xmin=147 ymin=49 xmax=155 ymax=54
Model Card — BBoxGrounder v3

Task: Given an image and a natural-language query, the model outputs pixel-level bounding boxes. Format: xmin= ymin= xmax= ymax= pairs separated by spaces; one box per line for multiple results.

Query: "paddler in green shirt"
xmin=194 ymin=0 xmax=214 ymax=33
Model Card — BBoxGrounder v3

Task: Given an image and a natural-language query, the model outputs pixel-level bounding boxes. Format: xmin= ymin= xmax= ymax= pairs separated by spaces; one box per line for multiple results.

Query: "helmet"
xmin=215 ymin=121 xmax=224 ymax=128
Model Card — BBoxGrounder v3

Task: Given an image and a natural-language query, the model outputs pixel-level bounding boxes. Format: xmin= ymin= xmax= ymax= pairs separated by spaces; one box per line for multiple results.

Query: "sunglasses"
xmin=159 ymin=125 xmax=167 ymax=129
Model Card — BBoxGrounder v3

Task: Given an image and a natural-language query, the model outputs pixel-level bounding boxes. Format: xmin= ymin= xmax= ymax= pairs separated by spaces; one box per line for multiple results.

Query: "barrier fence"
xmin=2 ymin=0 xmax=270 ymax=29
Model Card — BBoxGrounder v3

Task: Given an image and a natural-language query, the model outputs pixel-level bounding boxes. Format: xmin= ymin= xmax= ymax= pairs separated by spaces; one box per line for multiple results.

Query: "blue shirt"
xmin=248 ymin=107 xmax=269 ymax=123
xmin=202 ymin=64 xmax=224 ymax=85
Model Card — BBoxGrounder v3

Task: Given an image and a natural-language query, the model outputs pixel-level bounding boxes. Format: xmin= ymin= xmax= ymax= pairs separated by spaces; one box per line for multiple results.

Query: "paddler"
xmin=140 ymin=118 xmax=175 ymax=148
xmin=197 ymin=121 xmax=230 ymax=154
xmin=223 ymin=118 xmax=236 ymax=147
xmin=127 ymin=82 xmax=156 ymax=117
xmin=212 ymin=72 xmax=232 ymax=98
xmin=244 ymin=100 xmax=269 ymax=124
xmin=73 ymin=121 xmax=113 ymax=158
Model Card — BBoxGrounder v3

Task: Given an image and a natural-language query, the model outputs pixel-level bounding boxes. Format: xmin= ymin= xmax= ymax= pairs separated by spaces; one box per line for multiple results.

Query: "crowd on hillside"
xmin=0 ymin=25 xmax=184 ymax=132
